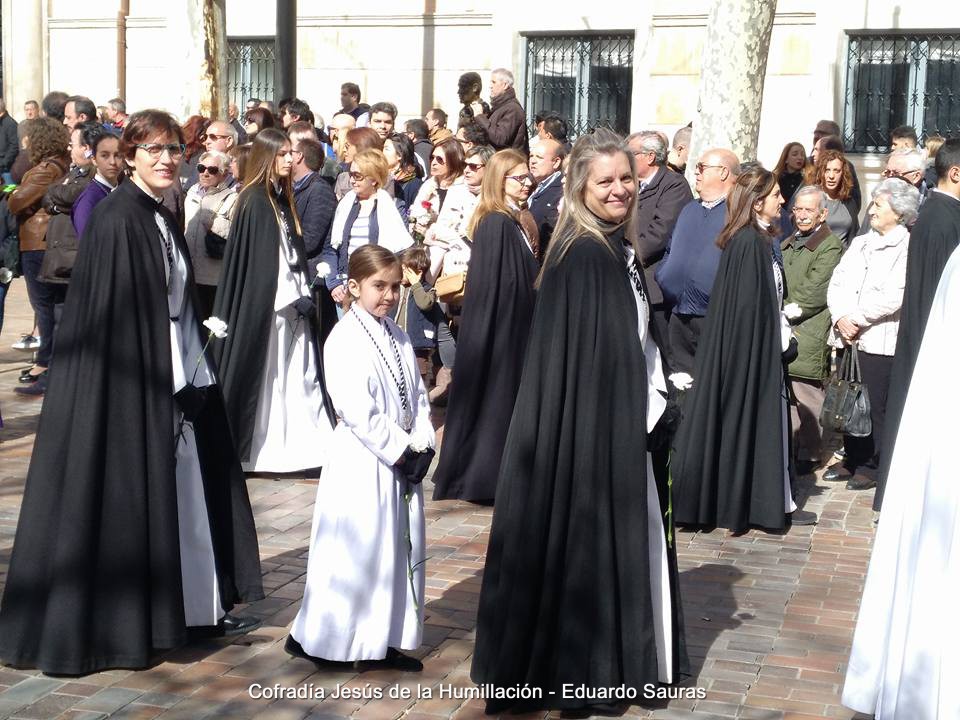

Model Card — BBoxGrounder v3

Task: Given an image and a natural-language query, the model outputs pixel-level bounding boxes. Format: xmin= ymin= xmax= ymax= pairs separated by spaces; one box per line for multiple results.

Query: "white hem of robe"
xmin=841 ymin=245 xmax=960 ymax=720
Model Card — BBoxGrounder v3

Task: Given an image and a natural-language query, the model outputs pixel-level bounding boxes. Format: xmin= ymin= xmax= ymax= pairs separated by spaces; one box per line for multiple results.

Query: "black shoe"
xmin=823 ymin=464 xmax=852 ymax=482
xmin=846 ymin=474 xmax=876 ymax=491
xmin=789 ymin=509 xmax=818 ymax=526
xmin=18 ymin=369 xmax=45 ymax=384
xmin=221 ymin=613 xmax=262 ymax=636
xmin=384 ymin=647 xmax=423 ymax=672
xmin=283 ymin=636 xmax=352 ymax=669
xmin=795 ymin=459 xmax=818 ymax=476
xmin=14 ymin=376 xmax=47 ymax=396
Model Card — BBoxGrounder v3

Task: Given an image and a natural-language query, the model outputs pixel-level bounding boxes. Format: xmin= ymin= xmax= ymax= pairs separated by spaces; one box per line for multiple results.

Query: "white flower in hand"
xmin=316 ymin=261 xmax=332 ymax=278
xmin=203 ymin=316 xmax=229 ymax=339
xmin=783 ymin=302 xmax=802 ymax=320
xmin=668 ymin=372 xmax=694 ymax=391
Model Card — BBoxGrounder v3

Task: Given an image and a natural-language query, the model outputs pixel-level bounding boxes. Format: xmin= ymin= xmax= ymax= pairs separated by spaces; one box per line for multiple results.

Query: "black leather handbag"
xmin=820 ymin=346 xmax=872 ymax=437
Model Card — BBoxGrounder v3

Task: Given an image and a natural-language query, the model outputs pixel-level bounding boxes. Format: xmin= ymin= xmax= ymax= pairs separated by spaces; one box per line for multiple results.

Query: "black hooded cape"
xmin=875 ymin=191 xmax=960 ymax=509
xmin=471 ymin=232 xmax=687 ymax=712
xmin=212 ymin=186 xmax=336 ymax=462
xmin=0 ymin=180 xmax=263 ymax=675
xmin=431 ymin=212 xmax=538 ymax=502
xmin=671 ymin=226 xmax=787 ymax=532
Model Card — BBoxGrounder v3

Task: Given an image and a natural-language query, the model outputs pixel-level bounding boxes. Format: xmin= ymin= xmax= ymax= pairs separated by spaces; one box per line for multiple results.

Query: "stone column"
xmin=167 ymin=0 xmax=227 ymax=119
xmin=2 ymin=0 xmax=45 ymax=117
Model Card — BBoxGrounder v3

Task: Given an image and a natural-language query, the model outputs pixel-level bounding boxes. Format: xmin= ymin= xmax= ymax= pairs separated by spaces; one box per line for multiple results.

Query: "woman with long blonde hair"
xmin=431 ymin=148 xmax=539 ymax=503
xmin=471 ymin=130 xmax=686 ymax=713
xmin=213 ymin=127 xmax=336 ymax=474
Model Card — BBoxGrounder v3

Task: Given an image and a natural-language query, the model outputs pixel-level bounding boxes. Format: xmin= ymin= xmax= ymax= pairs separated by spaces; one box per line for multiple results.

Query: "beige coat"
xmin=183 ymin=182 xmax=239 ymax=286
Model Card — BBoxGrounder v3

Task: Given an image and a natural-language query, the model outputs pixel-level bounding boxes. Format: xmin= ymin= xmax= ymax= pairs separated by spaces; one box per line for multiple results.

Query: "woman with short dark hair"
xmin=0 ymin=110 xmax=264 ymax=675
xmin=383 ymin=132 xmax=423 ymax=217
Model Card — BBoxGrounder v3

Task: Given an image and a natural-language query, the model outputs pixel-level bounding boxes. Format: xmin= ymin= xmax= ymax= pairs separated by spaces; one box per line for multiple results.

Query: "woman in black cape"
xmin=471 ymin=130 xmax=687 ymax=714
xmin=212 ymin=128 xmax=336 ymax=474
xmin=0 ymin=111 xmax=263 ymax=676
xmin=671 ymin=167 xmax=817 ymax=532
xmin=431 ymin=149 xmax=539 ymax=503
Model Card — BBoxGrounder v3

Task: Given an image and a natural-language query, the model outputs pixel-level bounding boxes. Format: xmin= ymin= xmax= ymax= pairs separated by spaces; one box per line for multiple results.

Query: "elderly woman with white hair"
xmin=824 ymin=177 xmax=921 ymax=491
xmin=184 ymin=148 xmax=239 ymax=316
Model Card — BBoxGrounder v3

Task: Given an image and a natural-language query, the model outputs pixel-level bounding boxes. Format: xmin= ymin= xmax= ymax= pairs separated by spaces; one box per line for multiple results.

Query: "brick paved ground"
xmin=0 ymin=280 xmax=875 ymax=720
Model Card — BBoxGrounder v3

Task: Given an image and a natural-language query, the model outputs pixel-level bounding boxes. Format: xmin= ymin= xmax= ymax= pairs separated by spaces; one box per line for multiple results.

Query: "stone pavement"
xmin=0 ymin=279 xmax=875 ymax=720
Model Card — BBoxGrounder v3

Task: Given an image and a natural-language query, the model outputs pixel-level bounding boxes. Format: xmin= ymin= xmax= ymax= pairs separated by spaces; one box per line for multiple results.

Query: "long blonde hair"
xmin=539 ymin=129 xmax=638 ymax=280
xmin=238 ymin=127 xmax=302 ymax=235
xmin=466 ymin=149 xmax=528 ymax=239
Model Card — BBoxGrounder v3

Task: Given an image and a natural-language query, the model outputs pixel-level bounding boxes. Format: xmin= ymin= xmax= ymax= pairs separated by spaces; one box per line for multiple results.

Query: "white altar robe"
xmin=242 ymin=227 xmax=331 ymax=472
xmin=842 ymin=245 xmax=960 ymax=720
xmin=290 ymin=306 xmax=434 ymax=661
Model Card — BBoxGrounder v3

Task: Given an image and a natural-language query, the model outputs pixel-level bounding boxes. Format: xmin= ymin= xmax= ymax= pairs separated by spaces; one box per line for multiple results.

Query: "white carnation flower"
xmin=668 ymin=372 xmax=694 ymax=391
xmin=316 ymin=261 xmax=332 ymax=278
xmin=202 ymin=316 xmax=229 ymax=339
xmin=783 ymin=302 xmax=802 ymax=320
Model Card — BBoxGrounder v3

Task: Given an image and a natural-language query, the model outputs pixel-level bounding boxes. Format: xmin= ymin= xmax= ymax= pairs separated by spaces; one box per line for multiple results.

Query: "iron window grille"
xmin=844 ymin=30 xmax=960 ymax=153
xmin=227 ymin=38 xmax=276 ymax=111
xmin=523 ymin=32 xmax=634 ymax=139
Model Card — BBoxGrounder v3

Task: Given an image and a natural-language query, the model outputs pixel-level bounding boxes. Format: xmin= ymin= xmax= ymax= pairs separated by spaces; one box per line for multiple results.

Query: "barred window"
xmin=227 ymin=38 xmax=276 ymax=110
xmin=523 ymin=32 xmax=634 ymax=139
xmin=844 ymin=31 xmax=960 ymax=153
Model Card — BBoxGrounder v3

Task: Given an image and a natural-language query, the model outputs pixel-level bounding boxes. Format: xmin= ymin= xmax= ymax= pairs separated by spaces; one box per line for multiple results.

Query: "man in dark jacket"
xmin=527 ymin=139 xmax=565 ymax=254
xmin=290 ymin=134 xmax=337 ymax=267
xmin=628 ymin=131 xmax=693 ymax=357
xmin=0 ymin=99 xmax=19 ymax=183
xmin=471 ymin=68 xmax=529 ymax=153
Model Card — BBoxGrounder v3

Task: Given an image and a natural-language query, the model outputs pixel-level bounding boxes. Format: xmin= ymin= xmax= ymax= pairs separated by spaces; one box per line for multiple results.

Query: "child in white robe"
xmin=286 ymin=244 xmax=434 ymax=671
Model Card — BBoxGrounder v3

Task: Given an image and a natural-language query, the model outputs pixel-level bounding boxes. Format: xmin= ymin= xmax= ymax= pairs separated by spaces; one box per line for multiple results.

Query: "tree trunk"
xmin=170 ymin=0 xmax=227 ymax=119
xmin=687 ymin=0 xmax=778 ymax=185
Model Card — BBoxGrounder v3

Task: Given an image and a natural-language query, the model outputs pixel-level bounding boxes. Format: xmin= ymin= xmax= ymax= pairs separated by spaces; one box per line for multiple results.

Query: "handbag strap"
xmin=849 ymin=345 xmax=862 ymax=383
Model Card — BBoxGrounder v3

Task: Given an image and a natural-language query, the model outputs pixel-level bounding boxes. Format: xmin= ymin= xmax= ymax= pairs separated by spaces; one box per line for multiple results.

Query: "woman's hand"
xmin=331 ymin=284 xmax=347 ymax=303
xmin=836 ymin=316 xmax=860 ymax=344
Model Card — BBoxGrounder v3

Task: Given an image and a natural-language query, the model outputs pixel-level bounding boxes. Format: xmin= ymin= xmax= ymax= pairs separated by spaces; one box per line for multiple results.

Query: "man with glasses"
xmin=628 ymin=130 xmax=693 ymax=355
xmin=781 ymin=186 xmax=843 ymax=474
xmin=527 ymin=139 xmax=565 ymax=254
xmin=655 ymin=148 xmax=739 ymax=374
xmin=855 ymin=148 xmax=929 ymax=238
xmin=180 ymin=120 xmax=237 ymax=191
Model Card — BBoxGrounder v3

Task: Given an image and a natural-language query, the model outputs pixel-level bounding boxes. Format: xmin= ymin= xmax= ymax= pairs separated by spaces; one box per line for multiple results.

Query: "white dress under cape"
xmin=842 ymin=244 xmax=960 ymax=720
xmin=242 ymin=225 xmax=331 ymax=472
xmin=289 ymin=306 xmax=435 ymax=661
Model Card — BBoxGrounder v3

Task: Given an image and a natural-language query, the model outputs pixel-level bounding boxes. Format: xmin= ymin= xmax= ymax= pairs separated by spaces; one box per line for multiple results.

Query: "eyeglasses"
xmin=505 ymin=173 xmax=533 ymax=184
xmin=465 ymin=162 xmax=485 ymax=171
xmin=349 ymin=171 xmax=368 ymax=182
xmin=201 ymin=133 xmax=231 ymax=143
xmin=197 ymin=164 xmax=221 ymax=175
xmin=135 ymin=143 xmax=186 ymax=159
xmin=695 ymin=162 xmax=724 ymax=174
xmin=430 ymin=155 xmax=446 ymax=165
xmin=882 ymin=168 xmax=917 ymax=179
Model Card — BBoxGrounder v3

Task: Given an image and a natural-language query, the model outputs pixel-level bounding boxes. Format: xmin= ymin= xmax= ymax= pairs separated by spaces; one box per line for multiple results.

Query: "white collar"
xmin=95 ymin=173 xmax=117 ymax=189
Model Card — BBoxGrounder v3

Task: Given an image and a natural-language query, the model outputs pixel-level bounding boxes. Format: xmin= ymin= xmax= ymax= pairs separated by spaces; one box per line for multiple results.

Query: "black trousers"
xmin=668 ymin=313 xmax=704 ymax=376
xmin=841 ymin=349 xmax=893 ymax=481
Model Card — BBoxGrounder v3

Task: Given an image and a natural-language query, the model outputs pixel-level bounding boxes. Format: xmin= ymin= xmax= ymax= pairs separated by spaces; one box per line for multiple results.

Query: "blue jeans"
xmin=20 ymin=250 xmax=65 ymax=368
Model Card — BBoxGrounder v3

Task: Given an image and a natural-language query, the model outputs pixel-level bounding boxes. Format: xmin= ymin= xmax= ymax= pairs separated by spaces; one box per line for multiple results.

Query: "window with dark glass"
xmin=844 ymin=31 xmax=960 ymax=153
xmin=523 ymin=32 xmax=634 ymax=138
xmin=226 ymin=38 xmax=276 ymax=109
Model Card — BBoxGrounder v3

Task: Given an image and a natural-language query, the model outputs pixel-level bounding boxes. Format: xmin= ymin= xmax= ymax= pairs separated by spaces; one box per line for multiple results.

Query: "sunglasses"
xmin=505 ymin=173 xmax=533 ymax=184
xmin=430 ymin=155 xmax=446 ymax=165
xmin=465 ymin=162 xmax=485 ymax=171
xmin=695 ymin=162 xmax=725 ymax=174
xmin=200 ymin=133 xmax=231 ymax=142
xmin=197 ymin=164 xmax=221 ymax=175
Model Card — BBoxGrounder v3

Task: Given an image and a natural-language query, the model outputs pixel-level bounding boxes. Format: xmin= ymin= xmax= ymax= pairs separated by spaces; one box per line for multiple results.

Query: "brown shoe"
xmin=846 ymin=473 xmax=877 ymax=491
